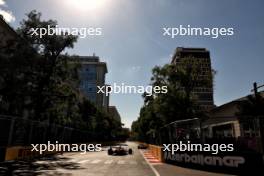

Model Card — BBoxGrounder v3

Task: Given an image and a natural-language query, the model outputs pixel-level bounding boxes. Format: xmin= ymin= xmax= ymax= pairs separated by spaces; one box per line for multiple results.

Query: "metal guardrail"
xmin=153 ymin=117 xmax=264 ymax=154
xmin=0 ymin=115 xmax=95 ymax=147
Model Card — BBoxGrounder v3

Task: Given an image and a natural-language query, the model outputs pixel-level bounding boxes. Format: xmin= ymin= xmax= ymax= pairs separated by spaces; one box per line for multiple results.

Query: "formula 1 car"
xmin=137 ymin=143 xmax=148 ymax=149
xmin=108 ymin=143 xmax=133 ymax=155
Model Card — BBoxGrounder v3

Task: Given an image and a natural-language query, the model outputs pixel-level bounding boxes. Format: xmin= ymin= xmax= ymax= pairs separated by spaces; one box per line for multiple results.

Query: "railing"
xmin=0 ymin=115 xmax=95 ymax=147
xmin=152 ymin=117 xmax=264 ymax=154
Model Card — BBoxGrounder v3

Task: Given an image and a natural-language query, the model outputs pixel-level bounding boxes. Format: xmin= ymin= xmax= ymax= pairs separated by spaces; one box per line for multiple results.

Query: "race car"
xmin=108 ymin=143 xmax=133 ymax=155
xmin=137 ymin=143 xmax=148 ymax=149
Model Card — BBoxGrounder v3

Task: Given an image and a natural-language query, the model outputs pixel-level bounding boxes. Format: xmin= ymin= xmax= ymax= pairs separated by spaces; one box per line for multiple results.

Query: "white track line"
xmin=69 ymin=159 xmax=78 ymax=163
xmin=129 ymin=161 xmax=137 ymax=165
xmin=140 ymin=150 xmax=160 ymax=176
xmin=91 ymin=159 xmax=101 ymax=164
xmin=104 ymin=160 xmax=114 ymax=164
xmin=117 ymin=160 xmax=125 ymax=164
xmin=78 ymin=159 xmax=90 ymax=163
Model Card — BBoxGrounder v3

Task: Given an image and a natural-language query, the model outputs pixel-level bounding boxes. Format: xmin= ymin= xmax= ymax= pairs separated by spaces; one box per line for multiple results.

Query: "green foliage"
xmin=237 ymin=92 xmax=264 ymax=118
xmin=132 ymin=59 xmax=213 ymax=143
xmin=0 ymin=10 xmax=123 ymax=141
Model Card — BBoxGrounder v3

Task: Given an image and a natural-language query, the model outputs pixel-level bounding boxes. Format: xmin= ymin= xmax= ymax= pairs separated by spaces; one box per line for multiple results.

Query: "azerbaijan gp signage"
xmin=163 ymin=151 xmax=263 ymax=174
xmin=164 ymin=152 xmax=245 ymax=167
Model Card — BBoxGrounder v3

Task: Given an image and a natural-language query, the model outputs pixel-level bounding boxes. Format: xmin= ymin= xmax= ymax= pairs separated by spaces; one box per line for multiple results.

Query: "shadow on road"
xmin=0 ymin=155 xmax=84 ymax=176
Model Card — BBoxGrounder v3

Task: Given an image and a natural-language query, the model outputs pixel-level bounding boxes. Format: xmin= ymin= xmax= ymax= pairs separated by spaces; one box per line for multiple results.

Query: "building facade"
xmin=171 ymin=47 xmax=214 ymax=110
xmin=0 ymin=15 xmax=17 ymax=49
xmin=108 ymin=106 xmax=121 ymax=123
xmin=78 ymin=55 xmax=108 ymax=111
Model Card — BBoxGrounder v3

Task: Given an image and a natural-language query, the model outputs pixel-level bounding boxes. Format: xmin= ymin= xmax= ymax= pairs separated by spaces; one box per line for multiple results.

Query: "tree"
xmin=0 ymin=10 xmax=123 ymax=142
xmin=16 ymin=10 xmax=78 ymax=122
xmin=237 ymin=92 xmax=264 ymax=117
xmin=131 ymin=58 xmax=214 ymax=143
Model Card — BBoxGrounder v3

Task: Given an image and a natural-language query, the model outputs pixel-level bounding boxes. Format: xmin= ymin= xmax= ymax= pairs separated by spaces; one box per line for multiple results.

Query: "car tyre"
xmin=128 ymin=149 xmax=133 ymax=155
xmin=108 ymin=149 xmax=113 ymax=155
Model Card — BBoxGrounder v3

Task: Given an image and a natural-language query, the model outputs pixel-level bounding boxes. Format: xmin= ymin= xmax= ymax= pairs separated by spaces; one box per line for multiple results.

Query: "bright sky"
xmin=2 ymin=0 xmax=264 ymax=127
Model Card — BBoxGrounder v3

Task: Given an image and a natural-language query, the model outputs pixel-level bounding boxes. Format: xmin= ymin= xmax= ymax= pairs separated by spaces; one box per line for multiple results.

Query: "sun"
xmin=66 ymin=0 xmax=108 ymax=11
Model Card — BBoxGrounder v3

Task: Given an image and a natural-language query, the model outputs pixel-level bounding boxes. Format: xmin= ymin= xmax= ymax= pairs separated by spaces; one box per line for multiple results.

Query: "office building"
xmin=171 ymin=47 xmax=214 ymax=110
xmin=78 ymin=55 xmax=108 ymax=111
xmin=109 ymin=106 xmax=121 ymax=123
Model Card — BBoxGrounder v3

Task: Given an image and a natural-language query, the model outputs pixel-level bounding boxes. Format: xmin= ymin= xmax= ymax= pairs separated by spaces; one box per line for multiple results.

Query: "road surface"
xmin=0 ymin=142 xmax=235 ymax=176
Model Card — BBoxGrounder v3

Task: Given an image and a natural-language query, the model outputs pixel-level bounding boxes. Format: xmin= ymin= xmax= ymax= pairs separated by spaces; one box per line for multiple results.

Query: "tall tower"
xmin=171 ymin=47 xmax=214 ymax=110
xmin=78 ymin=55 xmax=108 ymax=111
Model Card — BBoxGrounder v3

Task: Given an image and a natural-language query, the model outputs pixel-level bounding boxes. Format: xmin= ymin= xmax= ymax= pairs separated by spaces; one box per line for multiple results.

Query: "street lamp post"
xmin=251 ymin=82 xmax=264 ymax=153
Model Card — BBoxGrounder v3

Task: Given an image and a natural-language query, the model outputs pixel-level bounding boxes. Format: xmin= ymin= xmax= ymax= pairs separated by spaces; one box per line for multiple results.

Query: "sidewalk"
xmin=153 ymin=163 xmax=236 ymax=176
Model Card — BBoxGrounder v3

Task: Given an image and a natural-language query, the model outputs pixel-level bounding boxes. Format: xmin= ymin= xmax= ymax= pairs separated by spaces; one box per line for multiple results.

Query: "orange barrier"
xmin=5 ymin=146 xmax=57 ymax=161
xmin=148 ymin=144 xmax=164 ymax=162
xmin=135 ymin=141 xmax=164 ymax=162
